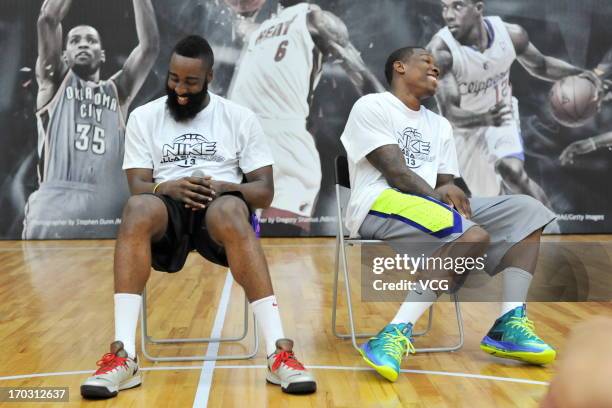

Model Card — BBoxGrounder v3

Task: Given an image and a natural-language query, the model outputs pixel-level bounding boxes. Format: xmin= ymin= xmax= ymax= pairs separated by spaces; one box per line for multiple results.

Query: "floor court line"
xmin=0 ymin=365 xmax=549 ymax=386
xmin=0 ymin=243 xmax=336 ymax=252
xmin=192 ymin=270 xmax=234 ymax=408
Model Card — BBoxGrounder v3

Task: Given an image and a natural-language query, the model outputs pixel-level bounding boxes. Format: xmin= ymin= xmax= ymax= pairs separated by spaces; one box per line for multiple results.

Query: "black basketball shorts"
xmin=144 ymin=191 xmax=257 ymax=273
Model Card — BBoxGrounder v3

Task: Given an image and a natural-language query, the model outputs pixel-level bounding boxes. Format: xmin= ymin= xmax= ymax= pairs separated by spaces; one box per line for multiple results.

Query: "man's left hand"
xmin=579 ymin=70 xmax=605 ymax=104
xmin=209 ymin=180 xmax=227 ymax=197
xmin=435 ymin=184 xmax=472 ymax=219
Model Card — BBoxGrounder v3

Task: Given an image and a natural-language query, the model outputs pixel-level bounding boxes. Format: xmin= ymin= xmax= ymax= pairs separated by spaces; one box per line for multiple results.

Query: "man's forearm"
xmin=528 ymin=56 xmax=583 ymax=82
xmin=128 ymin=179 xmax=157 ymax=195
xmin=339 ymin=50 xmax=384 ymax=94
xmin=593 ymin=132 xmax=612 ymax=149
xmin=367 ymin=145 xmax=439 ymax=199
xmin=133 ymin=0 xmax=159 ymax=51
xmin=360 ymin=68 xmax=385 ymax=94
xmin=340 ymin=45 xmax=384 ymax=94
xmin=443 ymin=104 xmax=491 ymax=128
xmin=214 ymin=181 xmax=273 ymax=209
xmin=595 ymin=49 xmax=612 ymax=78
xmin=387 ymin=170 xmax=438 ymax=198
xmin=435 ymin=175 xmax=454 ymax=189
xmin=39 ymin=0 xmax=72 ymax=23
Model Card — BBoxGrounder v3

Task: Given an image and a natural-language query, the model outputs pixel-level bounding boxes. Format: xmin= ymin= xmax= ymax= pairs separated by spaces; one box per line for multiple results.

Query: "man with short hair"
xmin=24 ymin=0 xmax=159 ymax=239
xmin=427 ymin=0 xmax=587 ymax=205
xmin=341 ymin=46 xmax=556 ymax=382
xmin=80 ymin=35 xmax=316 ymax=399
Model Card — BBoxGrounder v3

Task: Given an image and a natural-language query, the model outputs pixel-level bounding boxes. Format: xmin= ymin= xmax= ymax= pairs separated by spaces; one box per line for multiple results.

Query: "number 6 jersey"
xmin=228 ymin=3 xmax=322 ymax=121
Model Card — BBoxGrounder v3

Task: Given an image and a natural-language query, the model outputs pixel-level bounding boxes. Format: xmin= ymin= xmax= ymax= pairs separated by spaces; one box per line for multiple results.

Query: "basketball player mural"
xmin=427 ymin=0 xmax=592 ymax=206
xmin=559 ymin=48 xmax=612 ymax=165
xmin=225 ymin=0 xmax=385 ymax=233
xmin=23 ymin=0 xmax=159 ymax=239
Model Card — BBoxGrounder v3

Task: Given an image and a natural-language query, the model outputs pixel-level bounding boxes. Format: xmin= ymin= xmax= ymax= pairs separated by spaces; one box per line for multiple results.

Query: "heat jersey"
xmin=228 ymin=3 xmax=323 ymax=120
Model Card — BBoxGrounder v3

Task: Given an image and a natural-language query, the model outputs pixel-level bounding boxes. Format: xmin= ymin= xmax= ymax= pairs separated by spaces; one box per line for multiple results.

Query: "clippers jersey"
xmin=435 ymin=16 xmax=516 ymax=114
xmin=228 ymin=3 xmax=323 ymax=121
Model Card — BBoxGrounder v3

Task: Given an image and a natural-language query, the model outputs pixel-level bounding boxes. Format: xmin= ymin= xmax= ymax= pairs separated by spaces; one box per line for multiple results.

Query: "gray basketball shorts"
xmin=358 ymin=189 xmax=556 ymax=275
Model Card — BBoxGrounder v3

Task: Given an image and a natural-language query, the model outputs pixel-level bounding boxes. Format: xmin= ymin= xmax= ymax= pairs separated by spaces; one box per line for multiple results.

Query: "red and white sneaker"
xmin=266 ymin=339 xmax=316 ymax=394
xmin=80 ymin=341 xmax=141 ymax=399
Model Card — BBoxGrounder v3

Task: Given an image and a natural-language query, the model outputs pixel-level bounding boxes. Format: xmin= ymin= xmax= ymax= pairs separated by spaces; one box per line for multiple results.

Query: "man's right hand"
xmin=157 ymin=176 xmax=216 ymax=210
xmin=579 ymin=70 xmax=605 ymax=102
xmin=484 ymin=102 xmax=513 ymax=127
xmin=559 ymin=138 xmax=597 ymax=166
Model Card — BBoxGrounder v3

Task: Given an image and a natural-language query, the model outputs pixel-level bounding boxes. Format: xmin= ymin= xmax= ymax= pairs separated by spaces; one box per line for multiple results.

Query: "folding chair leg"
xmin=331 ymin=235 xmax=348 ymax=339
xmin=140 ymin=287 xmax=259 ymax=362
xmin=332 ymin=241 xmax=464 ymax=353
xmin=331 ymin=240 xmax=433 ymax=340
xmin=412 ymin=307 xmax=434 ymax=337
xmin=338 ymin=238 xmax=360 ymax=351
xmin=331 ymin=236 xmax=378 ymax=340
xmin=414 ymin=294 xmax=464 ymax=353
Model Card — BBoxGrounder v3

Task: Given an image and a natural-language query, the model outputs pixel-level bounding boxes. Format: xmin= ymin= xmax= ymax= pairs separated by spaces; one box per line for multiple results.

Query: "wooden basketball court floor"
xmin=1 ymin=236 xmax=611 ymax=407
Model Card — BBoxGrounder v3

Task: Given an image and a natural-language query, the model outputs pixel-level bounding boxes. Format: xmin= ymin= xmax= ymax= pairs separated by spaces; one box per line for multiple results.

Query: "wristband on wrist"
xmin=153 ymin=181 xmax=165 ymax=194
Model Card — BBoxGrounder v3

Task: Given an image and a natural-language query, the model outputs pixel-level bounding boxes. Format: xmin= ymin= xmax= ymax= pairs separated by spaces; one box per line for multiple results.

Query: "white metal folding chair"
xmin=331 ymin=155 xmax=464 ymax=352
xmin=140 ymin=284 xmax=259 ymax=362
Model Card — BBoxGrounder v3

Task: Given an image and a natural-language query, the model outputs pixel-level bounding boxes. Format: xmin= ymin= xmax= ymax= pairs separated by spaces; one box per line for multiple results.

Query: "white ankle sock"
xmin=114 ymin=293 xmax=142 ymax=359
xmin=390 ymin=287 xmax=438 ymax=325
xmin=500 ymin=267 xmax=532 ymax=317
xmin=251 ymin=295 xmax=285 ymax=356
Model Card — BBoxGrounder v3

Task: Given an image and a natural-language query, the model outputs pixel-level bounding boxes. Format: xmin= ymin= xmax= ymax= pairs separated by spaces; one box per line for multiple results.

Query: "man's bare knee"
xmin=206 ymin=196 xmax=252 ymax=244
xmin=460 ymin=226 xmax=490 ymax=246
xmin=119 ymin=195 xmax=167 ymax=239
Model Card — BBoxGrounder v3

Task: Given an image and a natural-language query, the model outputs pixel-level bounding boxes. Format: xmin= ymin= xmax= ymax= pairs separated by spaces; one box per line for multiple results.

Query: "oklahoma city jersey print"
xmin=36 ymin=70 xmax=126 ymax=185
xmin=23 ymin=70 xmax=129 ymax=239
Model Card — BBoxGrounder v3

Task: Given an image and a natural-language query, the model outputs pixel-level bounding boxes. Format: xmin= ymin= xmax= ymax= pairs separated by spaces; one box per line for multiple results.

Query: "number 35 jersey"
xmin=434 ymin=16 xmax=516 ymax=114
xmin=36 ymin=70 xmax=126 ymax=185
xmin=228 ymin=3 xmax=322 ymax=121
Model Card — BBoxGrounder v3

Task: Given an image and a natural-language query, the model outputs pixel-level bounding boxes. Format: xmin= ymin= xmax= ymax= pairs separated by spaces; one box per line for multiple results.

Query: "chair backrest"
xmin=334 ymin=156 xmax=350 ymax=238
xmin=334 ymin=155 xmax=350 ymax=189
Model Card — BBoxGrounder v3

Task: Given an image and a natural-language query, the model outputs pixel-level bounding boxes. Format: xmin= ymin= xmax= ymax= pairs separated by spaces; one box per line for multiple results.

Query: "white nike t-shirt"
xmin=123 ymin=93 xmax=273 ymax=183
xmin=340 ymin=92 xmax=460 ymax=237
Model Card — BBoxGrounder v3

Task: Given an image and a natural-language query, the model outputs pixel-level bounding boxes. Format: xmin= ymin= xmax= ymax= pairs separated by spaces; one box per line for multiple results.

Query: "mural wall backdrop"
xmin=1 ymin=0 xmax=611 ymax=239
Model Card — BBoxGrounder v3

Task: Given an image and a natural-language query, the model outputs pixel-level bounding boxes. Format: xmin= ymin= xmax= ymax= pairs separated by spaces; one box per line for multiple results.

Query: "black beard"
xmin=166 ymin=82 xmax=208 ymax=122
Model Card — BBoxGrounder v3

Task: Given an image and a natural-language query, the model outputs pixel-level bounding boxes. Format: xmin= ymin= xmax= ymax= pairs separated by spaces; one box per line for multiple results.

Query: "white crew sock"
xmin=114 ymin=293 xmax=142 ymax=359
xmin=390 ymin=287 xmax=439 ymax=325
xmin=251 ymin=295 xmax=285 ymax=356
xmin=500 ymin=267 xmax=532 ymax=317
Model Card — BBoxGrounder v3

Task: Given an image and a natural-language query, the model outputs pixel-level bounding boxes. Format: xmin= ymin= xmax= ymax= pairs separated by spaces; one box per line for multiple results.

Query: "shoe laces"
xmin=378 ymin=327 xmax=415 ymax=362
xmin=507 ymin=316 xmax=539 ymax=340
xmin=94 ymin=353 xmax=128 ymax=375
xmin=271 ymin=350 xmax=305 ymax=372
